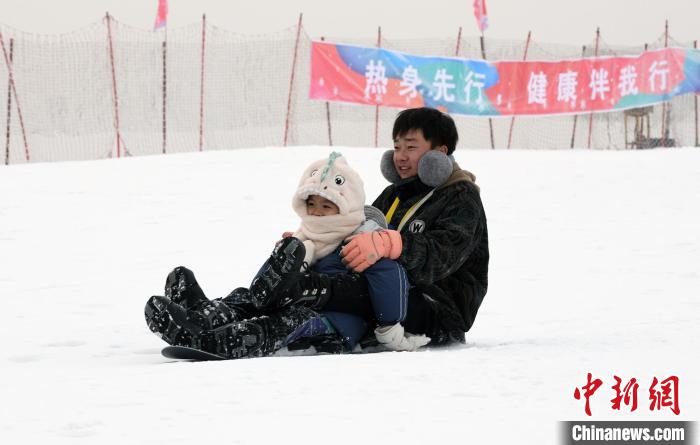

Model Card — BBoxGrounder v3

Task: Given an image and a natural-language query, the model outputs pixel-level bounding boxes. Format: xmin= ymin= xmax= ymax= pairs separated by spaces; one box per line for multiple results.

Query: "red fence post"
xmin=507 ymin=31 xmax=532 ymax=149
xmin=695 ymin=40 xmax=699 ymax=147
xmin=0 ymin=33 xmax=30 ymax=162
xmin=661 ymin=19 xmax=669 ymax=146
xmin=162 ymin=33 xmax=168 ymax=154
xmin=4 ymin=37 xmax=12 ymax=165
xmin=325 ymin=102 xmax=333 ymax=146
xmin=586 ymin=27 xmax=601 ymax=149
xmin=105 ymin=13 xmax=121 ymax=158
xmin=374 ymin=26 xmax=382 ymax=148
xmin=454 ymin=27 xmax=462 ymax=57
xmin=283 ymin=13 xmax=303 ymax=147
xmin=199 ymin=14 xmax=207 ymax=152
xmin=320 ymin=36 xmax=333 ymax=146
xmin=571 ymin=45 xmax=586 ymax=148
xmin=480 ymin=33 xmax=495 ymax=149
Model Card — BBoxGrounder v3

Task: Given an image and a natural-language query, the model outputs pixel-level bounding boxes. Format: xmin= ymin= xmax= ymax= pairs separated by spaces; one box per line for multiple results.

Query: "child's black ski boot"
xmin=248 ymin=237 xmax=306 ymax=310
xmin=277 ymin=270 xmax=373 ymax=319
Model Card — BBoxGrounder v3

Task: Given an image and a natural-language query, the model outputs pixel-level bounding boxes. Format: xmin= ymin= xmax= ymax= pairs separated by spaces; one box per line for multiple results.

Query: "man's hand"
xmin=341 ymin=230 xmax=402 ymax=272
xmin=281 ymin=231 xmax=294 ymax=239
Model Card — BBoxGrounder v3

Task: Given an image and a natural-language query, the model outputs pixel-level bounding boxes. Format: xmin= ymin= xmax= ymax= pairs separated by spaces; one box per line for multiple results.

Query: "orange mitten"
xmin=341 ymin=230 xmax=402 ymax=272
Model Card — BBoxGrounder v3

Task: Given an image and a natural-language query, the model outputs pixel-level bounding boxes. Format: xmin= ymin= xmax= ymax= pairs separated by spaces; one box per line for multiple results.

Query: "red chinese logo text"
xmin=574 ymin=374 xmax=680 ymax=416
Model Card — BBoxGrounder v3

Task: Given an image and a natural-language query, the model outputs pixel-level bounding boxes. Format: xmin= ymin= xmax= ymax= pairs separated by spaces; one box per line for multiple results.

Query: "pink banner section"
xmin=309 ymin=41 xmax=700 ymax=117
xmin=153 ymin=0 xmax=168 ymax=30
xmin=473 ymin=0 xmax=489 ymax=32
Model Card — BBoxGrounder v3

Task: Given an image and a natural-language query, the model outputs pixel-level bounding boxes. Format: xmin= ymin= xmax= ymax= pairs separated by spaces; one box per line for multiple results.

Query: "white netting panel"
xmin=0 ymin=19 xmax=697 ymax=165
xmin=1 ymin=21 xmax=114 ymax=163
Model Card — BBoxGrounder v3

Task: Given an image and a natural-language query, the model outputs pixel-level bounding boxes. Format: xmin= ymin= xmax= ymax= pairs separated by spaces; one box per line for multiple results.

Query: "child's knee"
xmin=368 ymin=258 xmax=400 ymax=272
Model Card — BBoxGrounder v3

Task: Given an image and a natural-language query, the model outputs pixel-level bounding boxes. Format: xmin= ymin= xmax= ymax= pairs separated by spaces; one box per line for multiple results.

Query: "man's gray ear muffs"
xmin=380 ymin=150 xmax=402 ymax=184
xmin=417 ymin=150 xmax=454 ymax=187
xmin=380 ymin=149 xmax=454 ymax=187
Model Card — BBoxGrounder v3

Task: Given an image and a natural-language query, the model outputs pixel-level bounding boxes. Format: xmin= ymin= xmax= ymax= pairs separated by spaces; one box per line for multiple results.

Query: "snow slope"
xmin=1 ymin=146 xmax=698 ymax=444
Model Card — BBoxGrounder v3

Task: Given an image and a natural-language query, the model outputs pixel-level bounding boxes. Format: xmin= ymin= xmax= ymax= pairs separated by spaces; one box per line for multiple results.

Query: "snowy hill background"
xmin=1 ymin=146 xmax=698 ymax=444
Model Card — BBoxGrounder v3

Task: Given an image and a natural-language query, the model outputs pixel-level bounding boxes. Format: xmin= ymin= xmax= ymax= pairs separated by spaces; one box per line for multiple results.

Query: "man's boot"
xmin=164 ymin=266 xmax=209 ymax=310
xmin=145 ymin=289 xmax=247 ymax=339
xmin=197 ymin=306 xmax=332 ymax=359
xmin=183 ymin=297 xmax=241 ymax=330
xmin=179 ymin=286 xmax=263 ymax=331
xmin=145 ymin=295 xmax=209 ymax=346
xmin=146 ymin=266 xmax=235 ymax=337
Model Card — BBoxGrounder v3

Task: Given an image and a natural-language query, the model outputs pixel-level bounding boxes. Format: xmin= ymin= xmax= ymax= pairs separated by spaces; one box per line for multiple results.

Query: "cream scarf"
xmin=293 ymin=210 xmax=365 ymax=265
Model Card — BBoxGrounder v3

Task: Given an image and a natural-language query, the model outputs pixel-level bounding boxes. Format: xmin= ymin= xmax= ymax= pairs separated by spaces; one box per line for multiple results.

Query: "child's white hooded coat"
xmin=292 ymin=153 xmax=366 ymax=265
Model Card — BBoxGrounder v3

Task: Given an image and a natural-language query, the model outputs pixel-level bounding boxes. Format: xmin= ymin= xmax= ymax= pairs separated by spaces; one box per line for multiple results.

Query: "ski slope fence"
xmin=0 ymin=15 xmax=698 ymax=164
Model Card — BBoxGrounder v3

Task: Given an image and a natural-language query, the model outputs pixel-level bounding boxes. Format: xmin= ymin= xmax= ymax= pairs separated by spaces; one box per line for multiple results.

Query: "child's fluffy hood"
xmin=292 ymin=152 xmax=366 ymax=221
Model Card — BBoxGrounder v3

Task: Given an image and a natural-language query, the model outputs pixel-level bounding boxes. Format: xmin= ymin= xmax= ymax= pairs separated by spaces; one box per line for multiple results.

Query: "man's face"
xmin=306 ymin=194 xmax=340 ymax=216
xmin=393 ymin=129 xmax=435 ymax=180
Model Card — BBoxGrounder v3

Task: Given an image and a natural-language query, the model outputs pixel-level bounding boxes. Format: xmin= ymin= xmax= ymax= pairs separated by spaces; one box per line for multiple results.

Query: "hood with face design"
xmin=293 ymin=152 xmax=366 ymax=219
xmin=291 ymin=152 xmax=367 ymax=265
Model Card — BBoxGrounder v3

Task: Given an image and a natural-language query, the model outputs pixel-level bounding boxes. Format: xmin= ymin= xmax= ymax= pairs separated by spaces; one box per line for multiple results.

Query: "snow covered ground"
xmin=1 ymin=146 xmax=698 ymax=444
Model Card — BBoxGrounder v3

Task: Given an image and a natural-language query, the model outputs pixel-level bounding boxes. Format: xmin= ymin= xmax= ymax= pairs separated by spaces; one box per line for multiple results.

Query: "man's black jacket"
xmin=372 ymin=162 xmax=489 ymax=341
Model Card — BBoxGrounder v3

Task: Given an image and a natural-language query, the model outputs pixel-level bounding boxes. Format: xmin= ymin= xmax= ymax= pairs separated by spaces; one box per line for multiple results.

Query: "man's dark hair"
xmin=392 ymin=107 xmax=459 ymax=155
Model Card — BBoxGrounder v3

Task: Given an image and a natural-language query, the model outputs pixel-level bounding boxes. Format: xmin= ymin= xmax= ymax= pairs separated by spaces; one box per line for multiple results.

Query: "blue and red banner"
xmin=309 ymin=41 xmax=700 ymax=117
